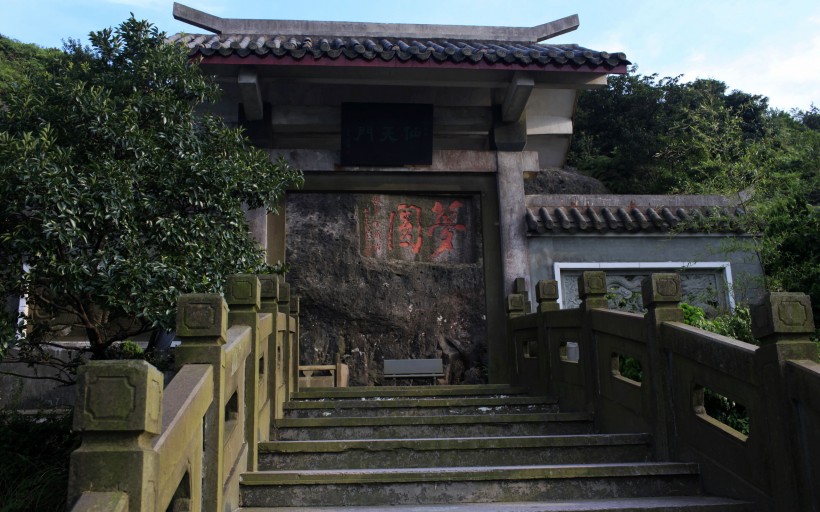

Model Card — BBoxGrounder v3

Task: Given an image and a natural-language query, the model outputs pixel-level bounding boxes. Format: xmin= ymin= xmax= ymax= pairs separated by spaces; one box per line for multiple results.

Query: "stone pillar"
xmin=514 ymin=277 xmax=532 ymax=313
xmin=175 ymin=293 xmax=229 ymax=512
xmin=276 ymin=277 xmax=295 ymax=401
xmin=290 ymin=295 xmax=301 ymax=394
xmin=266 ymin=209 xmax=287 ymax=266
xmin=641 ymin=273 xmax=684 ymax=461
xmin=225 ymin=274 xmax=262 ymax=471
xmin=258 ymin=275 xmax=284 ymax=420
xmin=496 ymin=151 xmax=536 ymax=309
xmin=535 ymin=280 xmax=560 ymax=395
xmin=68 ymin=360 xmax=163 ymax=512
xmin=506 ymin=294 xmax=527 ymax=318
xmin=536 ymin=280 xmax=560 ymax=313
xmin=243 ymin=205 xmax=268 ymax=253
xmin=752 ymin=292 xmax=816 ymax=511
xmin=578 ymin=271 xmax=608 ymax=414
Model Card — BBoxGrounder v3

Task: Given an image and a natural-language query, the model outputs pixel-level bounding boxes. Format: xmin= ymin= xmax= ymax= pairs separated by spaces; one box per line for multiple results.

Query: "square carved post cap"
xmin=536 ymin=280 xmax=559 ymax=302
xmin=258 ymin=274 xmax=280 ymax=301
xmin=578 ymin=271 xmax=607 ymax=298
xmin=641 ymin=273 xmax=682 ymax=307
xmin=176 ymin=293 xmax=229 ymax=344
xmin=752 ymin=292 xmax=815 ymax=342
xmin=226 ymin=274 xmax=261 ymax=310
xmin=507 ymin=293 xmax=526 ymax=316
xmin=536 ymin=280 xmax=560 ymax=312
xmin=514 ymin=277 xmax=527 ymax=294
xmin=74 ymin=360 xmax=162 ymax=434
xmin=290 ymin=296 xmax=300 ymax=316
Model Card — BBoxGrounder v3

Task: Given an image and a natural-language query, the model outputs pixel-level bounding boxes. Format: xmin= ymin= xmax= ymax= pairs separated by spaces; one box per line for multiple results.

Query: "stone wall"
xmin=286 ymin=193 xmax=487 ymax=385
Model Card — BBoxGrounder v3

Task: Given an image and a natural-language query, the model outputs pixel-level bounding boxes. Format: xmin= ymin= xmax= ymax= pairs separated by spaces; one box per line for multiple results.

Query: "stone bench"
xmin=383 ymin=358 xmax=444 ymax=385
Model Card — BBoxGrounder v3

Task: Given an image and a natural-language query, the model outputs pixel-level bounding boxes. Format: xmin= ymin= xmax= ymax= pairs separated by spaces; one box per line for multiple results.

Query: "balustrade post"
xmin=256 ymin=275 xmax=278 ymax=433
xmin=506 ymin=293 xmax=527 ymax=318
xmin=535 ymin=280 xmax=559 ymax=394
xmin=751 ymin=292 xmax=816 ymax=511
xmin=578 ymin=271 xmax=608 ymax=414
xmin=277 ymin=277 xmax=295 ymax=400
xmin=258 ymin=275 xmax=284 ymax=421
xmin=68 ymin=360 xmax=163 ymax=512
xmin=535 ymin=280 xmax=560 ymax=313
xmin=225 ymin=274 xmax=262 ymax=471
xmin=290 ymin=295 xmax=301 ymax=393
xmin=640 ymin=273 xmax=683 ymax=461
xmin=174 ymin=293 xmax=228 ymax=512
xmin=514 ymin=277 xmax=532 ymax=313
xmin=506 ymin=292 xmax=527 ymax=385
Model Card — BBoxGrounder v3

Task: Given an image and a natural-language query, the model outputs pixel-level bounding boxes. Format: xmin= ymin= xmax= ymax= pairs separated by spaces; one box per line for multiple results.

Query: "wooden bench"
xmin=383 ymin=358 xmax=444 ymax=385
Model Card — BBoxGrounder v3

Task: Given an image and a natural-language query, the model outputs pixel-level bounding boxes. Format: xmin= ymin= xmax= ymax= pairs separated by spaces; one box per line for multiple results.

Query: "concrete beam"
xmin=501 ymin=73 xmax=535 ymax=123
xmin=174 ymin=3 xmax=578 ymax=42
xmin=492 ymin=112 xmax=528 ymax=152
xmin=238 ymin=67 xmax=264 ymax=122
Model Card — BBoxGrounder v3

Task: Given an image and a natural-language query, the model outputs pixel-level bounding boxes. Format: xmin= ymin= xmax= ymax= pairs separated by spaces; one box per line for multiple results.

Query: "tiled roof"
xmin=525 ymin=195 xmax=747 ymax=235
xmin=168 ymin=33 xmax=629 ymax=70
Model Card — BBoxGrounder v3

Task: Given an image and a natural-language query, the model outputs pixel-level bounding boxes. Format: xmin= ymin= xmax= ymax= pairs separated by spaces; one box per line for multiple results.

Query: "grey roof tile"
xmin=168 ymin=33 xmax=628 ymax=70
xmin=524 ymin=195 xmax=747 ymax=235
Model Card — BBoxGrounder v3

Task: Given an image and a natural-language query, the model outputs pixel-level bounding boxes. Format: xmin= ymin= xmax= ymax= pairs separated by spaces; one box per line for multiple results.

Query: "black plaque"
xmin=341 ymin=103 xmax=433 ymax=166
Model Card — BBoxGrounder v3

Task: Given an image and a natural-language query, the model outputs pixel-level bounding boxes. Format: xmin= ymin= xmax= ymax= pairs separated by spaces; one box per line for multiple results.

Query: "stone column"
xmin=535 ymin=280 xmax=560 ymax=313
xmin=752 ymin=292 xmax=816 ymax=511
xmin=290 ymin=295 xmax=301 ymax=394
xmin=225 ymin=274 xmax=262 ymax=471
xmin=496 ymin=151 xmax=536 ymax=304
xmin=175 ymin=293 xmax=229 ymax=512
xmin=68 ymin=360 xmax=163 ymax=512
xmin=243 ymin=205 xmax=268 ymax=252
xmin=578 ymin=271 xmax=608 ymax=414
xmin=258 ymin=275 xmax=285 ymax=420
xmin=641 ymin=273 xmax=684 ymax=461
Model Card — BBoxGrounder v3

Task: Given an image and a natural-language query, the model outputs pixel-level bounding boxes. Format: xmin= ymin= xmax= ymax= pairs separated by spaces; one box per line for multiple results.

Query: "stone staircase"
xmin=239 ymin=385 xmax=753 ymax=511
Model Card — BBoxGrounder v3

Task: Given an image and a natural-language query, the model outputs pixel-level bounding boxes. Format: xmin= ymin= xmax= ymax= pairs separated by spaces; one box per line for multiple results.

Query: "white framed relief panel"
xmin=554 ymin=261 xmax=735 ymax=313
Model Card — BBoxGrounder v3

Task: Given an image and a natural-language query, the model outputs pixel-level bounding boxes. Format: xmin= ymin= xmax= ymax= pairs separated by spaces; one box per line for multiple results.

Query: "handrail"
xmin=153 ymin=364 xmax=213 ymax=511
xmin=507 ymin=271 xmax=818 ymax=512
xmin=67 ymin=273 xmax=300 ymax=512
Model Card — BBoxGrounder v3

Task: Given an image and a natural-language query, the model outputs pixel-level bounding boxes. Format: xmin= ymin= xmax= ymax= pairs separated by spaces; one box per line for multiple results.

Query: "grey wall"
xmin=527 ymin=233 xmax=766 ymax=310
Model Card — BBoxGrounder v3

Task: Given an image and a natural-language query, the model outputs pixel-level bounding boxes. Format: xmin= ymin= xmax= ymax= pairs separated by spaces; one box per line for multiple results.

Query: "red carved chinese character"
xmin=427 ymin=200 xmax=466 ymax=259
xmin=396 ymin=204 xmax=423 ymax=254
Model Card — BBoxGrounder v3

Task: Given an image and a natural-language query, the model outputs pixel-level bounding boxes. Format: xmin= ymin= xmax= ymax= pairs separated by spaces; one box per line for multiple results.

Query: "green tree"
xmin=0 ymin=17 xmax=302 ymax=367
xmin=0 ymin=34 xmax=60 ymax=96
xmin=570 ymin=67 xmax=819 ymax=322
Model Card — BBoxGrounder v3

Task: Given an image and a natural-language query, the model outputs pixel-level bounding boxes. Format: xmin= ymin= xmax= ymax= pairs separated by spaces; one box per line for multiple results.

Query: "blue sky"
xmin=2 ymin=0 xmax=818 ymax=111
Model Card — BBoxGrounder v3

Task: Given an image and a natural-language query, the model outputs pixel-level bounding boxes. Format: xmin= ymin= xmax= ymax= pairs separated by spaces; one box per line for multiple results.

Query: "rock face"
xmin=524 ymin=168 xmax=609 ymax=195
xmin=286 ymin=193 xmax=487 ymax=386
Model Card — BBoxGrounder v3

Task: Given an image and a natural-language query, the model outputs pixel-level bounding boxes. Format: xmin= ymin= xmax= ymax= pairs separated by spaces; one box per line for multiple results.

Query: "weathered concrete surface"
xmin=259 ymin=433 xmax=651 ymax=470
xmin=285 ymin=193 xmax=488 ymax=386
xmin=272 ymin=412 xmax=593 ymax=440
xmin=496 ymin=151 xmax=537 ymax=302
xmin=238 ymin=496 xmax=754 ymax=511
xmin=240 ymin=464 xmax=701 ymax=507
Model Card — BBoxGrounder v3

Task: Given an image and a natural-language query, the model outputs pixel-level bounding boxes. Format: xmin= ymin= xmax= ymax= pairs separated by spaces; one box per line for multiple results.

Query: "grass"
xmin=0 ymin=408 xmax=79 ymax=512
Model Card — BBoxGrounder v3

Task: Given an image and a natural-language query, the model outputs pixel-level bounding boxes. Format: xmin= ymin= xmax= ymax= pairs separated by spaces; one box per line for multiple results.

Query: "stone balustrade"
xmin=507 ymin=271 xmax=819 ymax=511
xmin=67 ymin=274 xmax=299 ymax=512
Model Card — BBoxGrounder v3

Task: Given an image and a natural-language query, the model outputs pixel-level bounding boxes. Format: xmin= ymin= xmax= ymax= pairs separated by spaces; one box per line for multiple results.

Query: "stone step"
xmin=284 ymin=395 xmax=559 ymax=418
xmin=240 ymin=462 xmax=702 ymax=507
xmin=239 ymin=495 xmax=754 ymax=511
xmin=291 ymin=384 xmax=527 ymax=400
xmin=259 ymin=433 xmax=652 ymax=470
xmin=272 ymin=412 xmax=593 ymax=440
